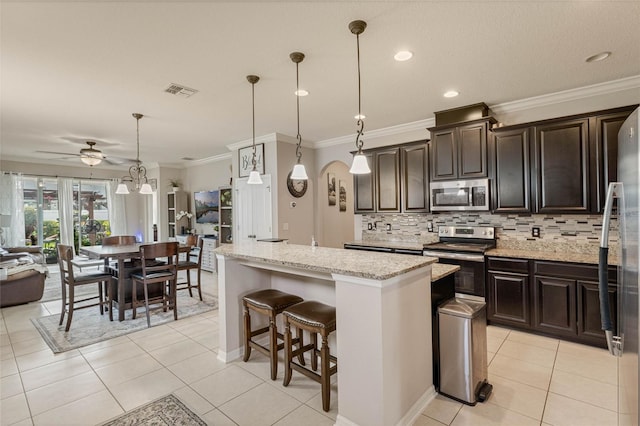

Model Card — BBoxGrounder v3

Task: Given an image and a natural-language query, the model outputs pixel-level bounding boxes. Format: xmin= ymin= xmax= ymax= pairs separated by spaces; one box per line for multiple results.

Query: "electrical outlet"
xmin=367 ymin=223 xmax=373 ymax=231
xmin=386 ymin=223 xmax=392 ymax=231
xmin=427 ymin=222 xmax=434 ymax=232
xmin=532 ymin=226 xmax=541 ymax=238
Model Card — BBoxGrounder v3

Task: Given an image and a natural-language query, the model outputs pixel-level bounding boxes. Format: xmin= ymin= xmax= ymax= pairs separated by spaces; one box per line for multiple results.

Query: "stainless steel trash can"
xmin=438 ymin=298 xmax=492 ymax=405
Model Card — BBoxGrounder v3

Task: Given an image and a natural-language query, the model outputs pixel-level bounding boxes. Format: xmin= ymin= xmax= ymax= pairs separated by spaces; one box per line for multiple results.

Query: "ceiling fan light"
xmin=81 ymin=155 xmax=102 ymax=166
xmin=115 ymin=183 xmax=130 ymax=194
xmin=349 ymin=153 xmax=371 ymax=174
xmin=291 ymin=163 xmax=308 ymax=180
xmin=139 ymin=183 xmax=153 ymax=194
xmin=247 ymin=170 xmax=263 ymax=185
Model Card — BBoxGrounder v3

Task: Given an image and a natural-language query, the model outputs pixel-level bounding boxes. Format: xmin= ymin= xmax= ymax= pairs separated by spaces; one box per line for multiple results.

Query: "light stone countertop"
xmin=215 ymin=241 xmax=437 ymax=281
xmin=486 ymin=248 xmax=619 ymax=266
xmin=344 ymin=240 xmax=430 ymax=251
xmin=432 ymin=264 xmax=460 ymax=281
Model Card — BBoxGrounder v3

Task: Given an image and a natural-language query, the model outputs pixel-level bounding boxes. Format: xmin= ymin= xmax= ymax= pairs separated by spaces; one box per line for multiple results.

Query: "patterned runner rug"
xmin=101 ymin=394 xmax=206 ymax=425
xmin=32 ymin=292 xmax=217 ymax=353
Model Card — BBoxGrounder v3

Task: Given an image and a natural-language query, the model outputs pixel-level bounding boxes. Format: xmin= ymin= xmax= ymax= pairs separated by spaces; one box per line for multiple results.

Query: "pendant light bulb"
xmin=247 ymin=75 xmax=262 ymax=185
xmin=349 ymin=20 xmax=371 ymax=175
xmin=290 ymin=52 xmax=308 ymax=181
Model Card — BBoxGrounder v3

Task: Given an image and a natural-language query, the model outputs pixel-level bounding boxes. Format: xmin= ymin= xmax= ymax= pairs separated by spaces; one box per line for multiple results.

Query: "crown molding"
xmin=313 ymin=75 xmax=640 ymax=148
xmin=188 ymin=152 xmax=232 ymax=165
xmin=313 ymin=118 xmax=435 ymax=149
xmin=490 ymin=75 xmax=640 ymax=115
xmin=225 ymin=132 xmax=281 ymax=151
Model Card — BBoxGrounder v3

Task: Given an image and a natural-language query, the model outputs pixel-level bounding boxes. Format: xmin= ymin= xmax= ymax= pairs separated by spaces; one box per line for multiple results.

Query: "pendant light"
xmin=116 ymin=113 xmax=153 ymax=194
xmin=290 ymin=52 xmax=308 ymax=180
xmin=246 ymin=75 xmax=263 ymax=185
xmin=348 ymin=20 xmax=371 ymax=175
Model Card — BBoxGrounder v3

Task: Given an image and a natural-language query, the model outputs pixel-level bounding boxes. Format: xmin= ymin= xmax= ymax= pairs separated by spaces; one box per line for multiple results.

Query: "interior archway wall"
xmin=317 ymin=160 xmax=354 ymax=248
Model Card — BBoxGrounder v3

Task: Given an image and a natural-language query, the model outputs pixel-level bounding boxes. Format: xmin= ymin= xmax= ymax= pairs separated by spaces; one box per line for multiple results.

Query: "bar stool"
xmin=243 ymin=289 xmax=305 ymax=380
xmin=283 ymin=300 xmax=337 ymax=412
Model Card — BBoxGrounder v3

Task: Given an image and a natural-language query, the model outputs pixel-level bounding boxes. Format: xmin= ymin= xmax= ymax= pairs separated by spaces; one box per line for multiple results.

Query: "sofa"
xmin=1 ymin=246 xmax=47 ymax=308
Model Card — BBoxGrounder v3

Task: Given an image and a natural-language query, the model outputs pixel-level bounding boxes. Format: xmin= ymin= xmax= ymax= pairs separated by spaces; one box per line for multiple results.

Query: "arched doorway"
xmin=317 ymin=161 xmax=355 ymax=248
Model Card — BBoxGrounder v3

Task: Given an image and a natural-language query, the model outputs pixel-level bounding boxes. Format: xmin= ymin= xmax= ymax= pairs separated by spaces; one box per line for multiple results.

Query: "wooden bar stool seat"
xmin=283 ymin=300 xmax=337 ymax=412
xmin=243 ymin=289 xmax=305 ymax=380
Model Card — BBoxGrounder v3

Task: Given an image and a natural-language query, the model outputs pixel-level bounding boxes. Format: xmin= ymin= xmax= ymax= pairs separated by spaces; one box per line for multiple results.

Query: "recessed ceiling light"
xmin=585 ymin=51 xmax=611 ymax=63
xmin=295 ymin=89 xmax=309 ymax=96
xmin=354 ymin=114 xmax=366 ymax=120
xmin=443 ymin=90 xmax=459 ymax=98
xmin=394 ymin=51 xmax=413 ymax=61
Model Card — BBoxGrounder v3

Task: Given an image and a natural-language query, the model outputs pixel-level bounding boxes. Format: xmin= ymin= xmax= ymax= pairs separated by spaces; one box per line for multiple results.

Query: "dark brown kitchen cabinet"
xmin=532 ymin=275 xmax=577 ymax=338
xmin=353 ymin=141 xmax=429 ymax=214
xmin=375 ymin=148 xmax=401 ymax=212
xmin=577 ymin=280 xmax=617 ymax=346
xmin=533 ymin=118 xmax=590 ymax=213
xmin=486 ymin=257 xmax=617 ymax=348
xmin=401 ymin=143 xmax=429 ymax=212
xmin=490 ymin=127 xmax=531 ymax=212
xmin=354 ymin=152 xmax=375 ymax=213
xmin=429 ymin=117 xmax=496 ymax=181
xmin=593 ymin=107 xmax=637 ymax=211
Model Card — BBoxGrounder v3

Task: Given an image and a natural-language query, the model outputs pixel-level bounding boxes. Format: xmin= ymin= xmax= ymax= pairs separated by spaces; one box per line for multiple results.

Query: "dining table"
xmin=80 ymin=243 xmax=193 ymax=321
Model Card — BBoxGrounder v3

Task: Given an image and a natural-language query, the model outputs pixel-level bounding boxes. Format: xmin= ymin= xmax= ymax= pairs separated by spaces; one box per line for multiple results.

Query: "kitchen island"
xmin=215 ymin=242 xmax=438 ymax=426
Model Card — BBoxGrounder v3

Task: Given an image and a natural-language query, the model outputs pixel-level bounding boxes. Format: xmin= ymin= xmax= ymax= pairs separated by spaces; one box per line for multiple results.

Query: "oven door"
xmin=423 ymin=250 xmax=486 ymax=298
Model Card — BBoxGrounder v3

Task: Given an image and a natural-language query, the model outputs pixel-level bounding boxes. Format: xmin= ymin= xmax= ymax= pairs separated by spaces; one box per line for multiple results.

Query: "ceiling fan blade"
xmin=36 ymin=150 xmax=81 ymax=157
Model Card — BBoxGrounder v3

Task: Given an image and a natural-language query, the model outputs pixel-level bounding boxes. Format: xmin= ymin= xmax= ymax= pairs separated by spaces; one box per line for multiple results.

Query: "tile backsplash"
xmin=362 ymin=212 xmax=618 ymax=255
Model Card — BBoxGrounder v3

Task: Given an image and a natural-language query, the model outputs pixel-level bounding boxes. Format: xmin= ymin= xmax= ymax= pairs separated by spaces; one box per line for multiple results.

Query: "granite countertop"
xmin=432 ymin=264 xmax=460 ymax=281
xmin=486 ymin=248 xmax=619 ymax=266
xmin=344 ymin=240 xmax=430 ymax=251
xmin=215 ymin=241 xmax=437 ymax=281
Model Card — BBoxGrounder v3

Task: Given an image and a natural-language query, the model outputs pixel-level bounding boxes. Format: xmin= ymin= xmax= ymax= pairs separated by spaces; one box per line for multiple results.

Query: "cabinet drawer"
xmin=487 ymin=257 xmax=529 ymax=274
xmin=533 ymin=261 xmax=617 ymax=282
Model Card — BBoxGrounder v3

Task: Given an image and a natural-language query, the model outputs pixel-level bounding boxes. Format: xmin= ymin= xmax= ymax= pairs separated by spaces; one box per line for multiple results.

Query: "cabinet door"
xmin=354 ymin=152 xmax=376 ymax=213
xmin=577 ymin=280 xmax=617 ymax=347
xmin=375 ymin=148 xmax=401 ymax=212
xmin=235 ymin=175 xmax=272 ymax=243
xmin=431 ymin=129 xmax=457 ymax=181
xmin=487 ymin=271 xmax=531 ymax=328
xmin=594 ymin=111 xmax=633 ymax=212
xmin=458 ymin=121 xmax=488 ymax=178
xmin=492 ymin=128 xmax=531 ymax=212
xmin=533 ymin=275 xmax=577 ymax=337
xmin=534 ymin=119 xmax=590 ymax=212
xmin=401 ymin=143 xmax=429 ymax=212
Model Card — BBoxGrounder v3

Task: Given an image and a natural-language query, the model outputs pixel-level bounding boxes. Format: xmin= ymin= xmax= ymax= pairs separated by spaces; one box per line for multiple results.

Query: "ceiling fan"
xmin=36 ymin=141 xmax=134 ymax=167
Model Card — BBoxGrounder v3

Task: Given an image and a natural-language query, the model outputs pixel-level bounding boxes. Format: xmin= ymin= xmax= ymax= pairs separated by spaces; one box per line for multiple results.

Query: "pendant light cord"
xmin=355 ymin=32 xmax=365 ymax=154
xmin=295 ymin=60 xmax=303 ymax=163
xmin=251 ymin=81 xmax=257 ymax=170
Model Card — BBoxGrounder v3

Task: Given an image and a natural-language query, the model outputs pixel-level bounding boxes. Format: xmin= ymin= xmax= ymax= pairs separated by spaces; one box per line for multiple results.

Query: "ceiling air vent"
xmin=164 ymin=83 xmax=198 ymax=98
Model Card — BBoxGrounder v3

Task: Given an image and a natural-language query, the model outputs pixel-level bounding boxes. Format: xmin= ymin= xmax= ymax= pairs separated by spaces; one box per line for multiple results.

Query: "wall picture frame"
xmin=339 ymin=179 xmax=347 ymax=212
xmin=238 ymin=143 xmax=265 ymax=178
xmin=327 ymin=173 xmax=336 ymax=206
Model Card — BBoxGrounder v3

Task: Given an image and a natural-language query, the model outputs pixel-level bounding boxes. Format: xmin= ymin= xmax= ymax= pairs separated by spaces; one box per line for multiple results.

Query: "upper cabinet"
xmin=429 ymin=117 xmax=496 ymax=181
xmin=491 ymin=105 xmax=637 ymax=214
xmin=353 ymin=141 xmax=429 ymax=214
xmin=534 ymin=118 xmax=590 ymax=213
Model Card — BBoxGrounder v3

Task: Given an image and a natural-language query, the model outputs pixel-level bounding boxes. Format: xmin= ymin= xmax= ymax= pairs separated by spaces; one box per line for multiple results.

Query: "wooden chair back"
xmin=57 ymin=244 xmax=75 ymax=281
xmin=139 ymin=242 xmax=179 ymax=277
xmin=103 ymin=235 xmax=137 ymax=246
xmin=185 ymin=234 xmax=198 ymax=247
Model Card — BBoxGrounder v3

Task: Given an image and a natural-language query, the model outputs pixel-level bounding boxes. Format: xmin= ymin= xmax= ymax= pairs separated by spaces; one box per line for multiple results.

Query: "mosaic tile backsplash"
xmin=362 ymin=212 xmax=618 ymax=255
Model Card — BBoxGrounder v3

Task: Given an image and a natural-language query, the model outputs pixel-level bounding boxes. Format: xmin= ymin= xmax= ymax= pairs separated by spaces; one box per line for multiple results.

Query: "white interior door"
xmin=235 ymin=175 xmax=272 ymax=243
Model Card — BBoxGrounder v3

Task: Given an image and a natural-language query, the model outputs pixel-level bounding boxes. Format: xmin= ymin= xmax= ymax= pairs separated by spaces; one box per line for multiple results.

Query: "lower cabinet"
xmin=487 ymin=257 xmax=617 ymax=347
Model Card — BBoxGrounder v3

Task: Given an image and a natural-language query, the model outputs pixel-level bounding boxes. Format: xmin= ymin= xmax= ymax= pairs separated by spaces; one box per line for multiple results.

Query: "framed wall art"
xmin=238 ymin=143 xmax=265 ymax=178
xmin=339 ymin=180 xmax=347 ymax=212
xmin=327 ymin=173 xmax=336 ymax=206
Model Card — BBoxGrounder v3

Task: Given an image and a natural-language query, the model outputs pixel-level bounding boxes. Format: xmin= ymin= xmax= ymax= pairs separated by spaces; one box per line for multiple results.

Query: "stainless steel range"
xmin=423 ymin=226 xmax=496 ymax=299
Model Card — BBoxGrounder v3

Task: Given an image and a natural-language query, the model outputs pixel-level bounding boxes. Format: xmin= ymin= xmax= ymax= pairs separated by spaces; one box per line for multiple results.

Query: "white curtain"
xmin=57 ymin=177 xmax=74 ymax=249
xmin=0 ymin=172 xmax=25 ymax=247
xmin=107 ymin=180 xmax=127 ymax=235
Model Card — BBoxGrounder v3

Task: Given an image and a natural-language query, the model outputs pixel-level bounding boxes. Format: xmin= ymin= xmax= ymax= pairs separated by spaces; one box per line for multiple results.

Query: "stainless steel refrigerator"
xmin=600 ymin=107 xmax=640 ymax=426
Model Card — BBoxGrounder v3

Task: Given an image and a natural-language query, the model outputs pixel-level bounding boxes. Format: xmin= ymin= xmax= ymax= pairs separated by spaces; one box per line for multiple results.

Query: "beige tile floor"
xmin=0 ymin=268 xmax=618 ymax=425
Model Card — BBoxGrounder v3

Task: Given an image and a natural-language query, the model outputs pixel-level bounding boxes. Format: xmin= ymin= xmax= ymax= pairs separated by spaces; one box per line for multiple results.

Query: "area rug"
xmin=101 ymin=394 xmax=206 ymax=425
xmin=31 ymin=293 xmax=217 ymax=353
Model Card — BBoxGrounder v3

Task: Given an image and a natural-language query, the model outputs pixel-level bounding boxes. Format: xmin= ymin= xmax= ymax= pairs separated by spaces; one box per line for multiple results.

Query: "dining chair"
xmin=57 ymin=244 xmax=114 ymax=332
xmin=176 ymin=236 xmax=204 ymax=301
xmin=130 ymin=242 xmax=179 ymax=327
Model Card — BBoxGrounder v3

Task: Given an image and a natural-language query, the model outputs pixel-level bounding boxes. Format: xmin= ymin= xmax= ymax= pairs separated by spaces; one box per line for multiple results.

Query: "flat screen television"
xmin=194 ymin=190 xmax=219 ymax=224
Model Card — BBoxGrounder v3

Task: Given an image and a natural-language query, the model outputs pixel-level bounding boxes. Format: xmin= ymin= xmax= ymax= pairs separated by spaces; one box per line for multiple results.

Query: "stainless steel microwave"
xmin=430 ymin=178 xmax=490 ymax=211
